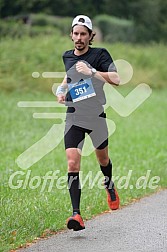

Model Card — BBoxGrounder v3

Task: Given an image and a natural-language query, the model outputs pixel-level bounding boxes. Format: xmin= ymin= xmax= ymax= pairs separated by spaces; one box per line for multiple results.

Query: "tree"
xmin=130 ymin=0 xmax=166 ymax=42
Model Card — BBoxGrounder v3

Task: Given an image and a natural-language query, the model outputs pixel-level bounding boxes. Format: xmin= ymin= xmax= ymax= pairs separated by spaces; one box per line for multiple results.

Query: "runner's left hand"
xmin=76 ymin=61 xmax=92 ymax=76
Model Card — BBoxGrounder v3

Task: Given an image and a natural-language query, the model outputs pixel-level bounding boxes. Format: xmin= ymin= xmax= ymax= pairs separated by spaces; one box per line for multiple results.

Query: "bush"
xmin=0 ymin=14 xmax=72 ymax=39
xmin=0 ymin=19 xmax=60 ymax=38
xmin=93 ymin=14 xmax=135 ymax=43
xmin=0 ymin=20 xmax=27 ymax=38
xmin=30 ymin=13 xmax=72 ymax=35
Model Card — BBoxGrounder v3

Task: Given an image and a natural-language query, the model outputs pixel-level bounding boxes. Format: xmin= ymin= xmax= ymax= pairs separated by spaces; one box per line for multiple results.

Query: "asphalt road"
xmin=20 ymin=190 xmax=167 ymax=252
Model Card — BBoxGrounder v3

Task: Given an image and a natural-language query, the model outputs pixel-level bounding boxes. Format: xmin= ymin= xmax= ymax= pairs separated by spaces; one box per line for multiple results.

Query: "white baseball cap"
xmin=72 ymin=15 xmax=92 ymax=30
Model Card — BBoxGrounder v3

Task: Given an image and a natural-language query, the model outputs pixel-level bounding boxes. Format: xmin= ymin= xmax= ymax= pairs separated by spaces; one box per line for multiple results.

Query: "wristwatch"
xmin=91 ymin=67 xmax=97 ymax=76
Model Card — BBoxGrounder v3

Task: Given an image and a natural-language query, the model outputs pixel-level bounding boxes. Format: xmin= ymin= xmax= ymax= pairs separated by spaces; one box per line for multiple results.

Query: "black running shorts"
xmin=64 ymin=112 xmax=108 ymax=150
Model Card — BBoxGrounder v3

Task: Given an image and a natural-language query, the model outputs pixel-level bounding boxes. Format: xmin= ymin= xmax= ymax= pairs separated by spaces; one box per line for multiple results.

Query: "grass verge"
xmin=0 ymin=87 xmax=166 ymax=251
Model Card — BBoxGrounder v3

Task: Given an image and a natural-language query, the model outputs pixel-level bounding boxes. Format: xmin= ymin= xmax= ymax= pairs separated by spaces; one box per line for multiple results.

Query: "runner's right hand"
xmin=57 ymin=95 xmax=65 ymax=104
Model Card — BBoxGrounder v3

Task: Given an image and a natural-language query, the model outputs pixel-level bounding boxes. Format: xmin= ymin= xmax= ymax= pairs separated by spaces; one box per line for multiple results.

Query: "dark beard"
xmin=75 ymin=44 xmax=85 ymax=51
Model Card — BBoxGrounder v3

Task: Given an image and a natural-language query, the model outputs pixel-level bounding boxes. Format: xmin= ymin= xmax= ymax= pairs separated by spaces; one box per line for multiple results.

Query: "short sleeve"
xmin=98 ymin=48 xmax=117 ymax=72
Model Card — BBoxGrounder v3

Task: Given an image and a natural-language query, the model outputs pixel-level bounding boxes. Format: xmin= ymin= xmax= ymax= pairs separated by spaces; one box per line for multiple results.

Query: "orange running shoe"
xmin=106 ymin=186 xmax=120 ymax=210
xmin=67 ymin=213 xmax=85 ymax=231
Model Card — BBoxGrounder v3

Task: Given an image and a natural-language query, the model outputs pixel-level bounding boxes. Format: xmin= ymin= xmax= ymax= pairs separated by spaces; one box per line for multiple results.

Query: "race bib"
xmin=69 ymin=78 xmax=96 ymax=103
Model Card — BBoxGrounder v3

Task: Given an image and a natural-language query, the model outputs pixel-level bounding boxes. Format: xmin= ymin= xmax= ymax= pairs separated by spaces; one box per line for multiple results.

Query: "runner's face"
xmin=71 ymin=25 xmax=92 ymax=51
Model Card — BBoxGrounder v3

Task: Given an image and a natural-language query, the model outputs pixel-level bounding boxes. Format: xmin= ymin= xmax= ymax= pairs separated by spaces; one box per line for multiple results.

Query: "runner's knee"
xmin=68 ymin=159 xmax=80 ymax=172
xmin=97 ymin=156 xmax=109 ymax=167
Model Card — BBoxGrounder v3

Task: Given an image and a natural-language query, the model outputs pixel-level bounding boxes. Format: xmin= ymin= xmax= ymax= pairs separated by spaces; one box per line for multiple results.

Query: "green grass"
xmin=0 ymin=87 xmax=167 ymax=251
xmin=0 ymin=35 xmax=166 ymax=92
xmin=0 ymin=35 xmax=167 ymax=251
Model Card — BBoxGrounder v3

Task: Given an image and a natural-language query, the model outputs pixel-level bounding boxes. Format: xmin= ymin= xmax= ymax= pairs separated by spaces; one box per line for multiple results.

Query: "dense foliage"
xmin=0 ymin=0 xmax=167 ymax=42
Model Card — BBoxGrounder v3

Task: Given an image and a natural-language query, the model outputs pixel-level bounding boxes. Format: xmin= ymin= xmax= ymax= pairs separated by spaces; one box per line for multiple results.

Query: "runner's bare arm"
xmin=94 ymin=71 xmax=120 ymax=86
xmin=76 ymin=61 xmax=120 ymax=86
